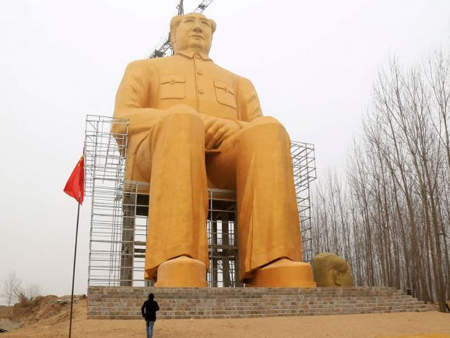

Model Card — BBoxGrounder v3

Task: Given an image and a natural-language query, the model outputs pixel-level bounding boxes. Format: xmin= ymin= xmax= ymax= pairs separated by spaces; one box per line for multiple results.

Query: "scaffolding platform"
xmin=84 ymin=115 xmax=316 ymax=287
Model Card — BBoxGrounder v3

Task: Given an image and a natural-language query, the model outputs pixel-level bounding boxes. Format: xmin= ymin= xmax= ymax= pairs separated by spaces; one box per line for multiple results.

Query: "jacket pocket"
xmin=214 ymin=80 xmax=237 ymax=109
xmin=159 ymin=74 xmax=185 ymax=99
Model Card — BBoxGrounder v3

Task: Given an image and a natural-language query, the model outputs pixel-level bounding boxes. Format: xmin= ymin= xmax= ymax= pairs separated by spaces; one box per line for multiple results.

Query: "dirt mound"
xmin=0 ymin=319 xmax=20 ymax=332
xmin=9 ymin=295 xmax=86 ymax=326
xmin=0 ymin=306 xmax=12 ymax=319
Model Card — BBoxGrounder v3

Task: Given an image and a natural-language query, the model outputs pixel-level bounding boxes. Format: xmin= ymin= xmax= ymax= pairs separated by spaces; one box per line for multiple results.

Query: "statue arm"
xmin=113 ymin=60 xmax=168 ymax=136
xmin=236 ymin=76 xmax=263 ymax=125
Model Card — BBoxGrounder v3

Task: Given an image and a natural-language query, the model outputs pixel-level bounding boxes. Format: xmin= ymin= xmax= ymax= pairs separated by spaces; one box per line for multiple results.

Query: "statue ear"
xmin=209 ymin=18 xmax=216 ymax=34
xmin=169 ymin=15 xmax=182 ymax=53
xmin=170 ymin=33 xmax=176 ymax=52
xmin=331 ymin=269 xmax=338 ymax=284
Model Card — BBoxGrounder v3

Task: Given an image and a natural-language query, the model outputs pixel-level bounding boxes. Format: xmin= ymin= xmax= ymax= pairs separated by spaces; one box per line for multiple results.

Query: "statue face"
xmin=173 ymin=13 xmax=213 ymax=54
xmin=312 ymin=253 xmax=354 ymax=287
xmin=334 ymin=269 xmax=353 ymax=287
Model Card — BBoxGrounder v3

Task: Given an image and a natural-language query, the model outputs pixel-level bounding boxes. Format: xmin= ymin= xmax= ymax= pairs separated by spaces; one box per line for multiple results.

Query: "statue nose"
xmin=193 ymin=23 xmax=203 ymax=32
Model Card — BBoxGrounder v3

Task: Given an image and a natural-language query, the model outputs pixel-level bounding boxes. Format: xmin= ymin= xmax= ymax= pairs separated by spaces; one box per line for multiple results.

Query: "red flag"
xmin=64 ymin=156 xmax=84 ymax=204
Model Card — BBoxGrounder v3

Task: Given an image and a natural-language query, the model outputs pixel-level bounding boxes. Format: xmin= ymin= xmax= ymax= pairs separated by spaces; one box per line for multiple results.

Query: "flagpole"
xmin=69 ymin=202 xmax=81 ymax=338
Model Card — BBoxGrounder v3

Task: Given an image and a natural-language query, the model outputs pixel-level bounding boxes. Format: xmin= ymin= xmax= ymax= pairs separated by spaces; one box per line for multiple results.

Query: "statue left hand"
xmin=201 ymin=115 xmax=240 ymax=149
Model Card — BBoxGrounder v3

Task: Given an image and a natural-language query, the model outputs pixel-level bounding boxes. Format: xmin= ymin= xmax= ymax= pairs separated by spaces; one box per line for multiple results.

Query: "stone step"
xmin=88 ymin=286 xmax=435 ymax=319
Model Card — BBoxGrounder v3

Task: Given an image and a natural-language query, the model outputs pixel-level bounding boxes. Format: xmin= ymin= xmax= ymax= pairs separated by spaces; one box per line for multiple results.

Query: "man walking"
xmin=141 ymin=293 xmax=159 ymax=338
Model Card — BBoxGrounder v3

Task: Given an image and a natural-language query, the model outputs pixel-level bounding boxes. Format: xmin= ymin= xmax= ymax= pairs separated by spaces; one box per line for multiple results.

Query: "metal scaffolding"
xmin=291 ymin=141 xmax=317 ymax=262
xmin=207 ymin=188 xmax=239 ymax=287
xmin=84 ymin=115 xmax=316 ymax=287
xmin=84 ymin=115 xmax=129 ymax=286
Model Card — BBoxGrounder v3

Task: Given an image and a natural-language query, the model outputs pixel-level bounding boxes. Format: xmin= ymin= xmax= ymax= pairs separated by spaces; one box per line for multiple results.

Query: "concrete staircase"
xmin=87 ymin=286 xmax=435 ymax=319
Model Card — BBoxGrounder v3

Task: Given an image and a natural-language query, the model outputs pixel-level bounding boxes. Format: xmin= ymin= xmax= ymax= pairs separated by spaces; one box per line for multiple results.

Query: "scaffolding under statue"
xmin=84 ymin=115 xmax=316 ymax=287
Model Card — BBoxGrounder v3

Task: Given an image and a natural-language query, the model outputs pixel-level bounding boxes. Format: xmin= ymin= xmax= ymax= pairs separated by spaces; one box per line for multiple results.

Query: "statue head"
xmin=170 ymin=13 xmax=216 ymax=55
xmin=312 ymin=253 xmax=354 ymax=287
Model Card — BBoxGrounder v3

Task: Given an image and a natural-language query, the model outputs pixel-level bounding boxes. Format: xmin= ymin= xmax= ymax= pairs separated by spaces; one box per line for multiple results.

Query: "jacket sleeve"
xmin=112 ymin=60 xmax=168 ymax=137
xmin=141 ymin=302 xmax=146 ymax=318
xmin=236 ymin=76 xmax=263 ymax=123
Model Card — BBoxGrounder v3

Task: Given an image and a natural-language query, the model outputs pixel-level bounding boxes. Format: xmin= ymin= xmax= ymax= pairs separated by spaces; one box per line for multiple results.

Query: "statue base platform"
xmin=88 ymin=286 xmax=434 ymax=319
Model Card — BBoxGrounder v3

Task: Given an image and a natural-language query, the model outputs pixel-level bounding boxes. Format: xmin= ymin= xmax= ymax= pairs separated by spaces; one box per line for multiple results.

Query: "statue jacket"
xmin=113 ymin=50 xmax=263 ymax=181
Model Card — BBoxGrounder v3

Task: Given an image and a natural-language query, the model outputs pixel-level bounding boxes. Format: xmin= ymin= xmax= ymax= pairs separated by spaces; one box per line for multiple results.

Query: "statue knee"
xmin=246 ymin=116 xmax=289 ymax=141
xmin=236 ymin=116 xmax=290 ymax=155
xmin=251 ymin=116 xmax=286 ymax=133
xmin=254 ymin=116 xmax=281 ymax=125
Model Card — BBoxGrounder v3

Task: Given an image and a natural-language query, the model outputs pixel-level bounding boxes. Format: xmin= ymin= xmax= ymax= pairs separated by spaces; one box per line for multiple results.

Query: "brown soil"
xmin=1 ymin=295 xmax=449 ymax=338
xmin=0 ymin=306 xmax=12 ymax=319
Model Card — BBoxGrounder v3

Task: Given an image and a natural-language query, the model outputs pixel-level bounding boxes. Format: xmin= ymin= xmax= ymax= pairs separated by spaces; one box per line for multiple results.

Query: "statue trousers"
xmin=134 ymin=111 xmax=302 ymax=280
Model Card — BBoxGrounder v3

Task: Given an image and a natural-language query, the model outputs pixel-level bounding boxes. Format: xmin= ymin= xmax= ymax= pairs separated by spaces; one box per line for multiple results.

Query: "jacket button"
xmin=198 ymin=89 xmax=204 ymax=94
xmin=197 ymin=70 xmax=203 ymax=76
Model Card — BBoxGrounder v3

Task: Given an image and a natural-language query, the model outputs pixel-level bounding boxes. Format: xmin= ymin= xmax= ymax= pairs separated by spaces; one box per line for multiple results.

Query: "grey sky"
xmin=1 ymin=0 xmax=449 ymax=301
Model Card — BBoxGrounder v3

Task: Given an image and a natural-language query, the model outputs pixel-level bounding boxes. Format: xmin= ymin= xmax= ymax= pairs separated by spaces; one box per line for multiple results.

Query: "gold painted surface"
xmin=114 ymin=13 xmax=315 ymax=287
xmin=377 ymin=335 xmax=450 ymax=338
xmin=154 ymin=256 xmax=208 ymax=287
xmin=312 ymin=253 xmax=354 ymax=287
xmin=246 ymin=258 xmax=316 ymax=287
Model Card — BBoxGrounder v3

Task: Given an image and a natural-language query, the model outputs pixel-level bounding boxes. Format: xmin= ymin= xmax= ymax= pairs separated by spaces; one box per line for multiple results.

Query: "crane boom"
xmin=194 ymin=0 xmax=213 ymax=13
xmin=177 ymin=0 xmax=184 ymax=15
xmin=150 ymin=0 xmax=214 ymax=58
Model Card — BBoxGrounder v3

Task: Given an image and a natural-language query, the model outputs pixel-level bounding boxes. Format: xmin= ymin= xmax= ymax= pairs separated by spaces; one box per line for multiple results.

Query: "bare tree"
xmin=311 ymin=47 xmax=449 ymax=312
xmin=2 ymin=272 xmax=22 ymax=306
xmin=24 ymin=284 xmax=41 ymax=301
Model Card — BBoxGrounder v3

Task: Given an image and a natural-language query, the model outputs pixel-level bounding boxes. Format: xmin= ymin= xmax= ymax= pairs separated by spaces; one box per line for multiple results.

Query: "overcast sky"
xmin=1 ymin=0 xmax=449 ymax=302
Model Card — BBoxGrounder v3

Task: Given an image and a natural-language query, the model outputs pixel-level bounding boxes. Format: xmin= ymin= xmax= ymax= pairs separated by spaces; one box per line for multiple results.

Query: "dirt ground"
xmin=1 ymin=296 xmax=449 ymax=338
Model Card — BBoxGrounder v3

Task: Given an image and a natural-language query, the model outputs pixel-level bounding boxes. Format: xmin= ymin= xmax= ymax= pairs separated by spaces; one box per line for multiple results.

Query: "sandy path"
xmin=2 ymin=299 xmax=449 ymax=338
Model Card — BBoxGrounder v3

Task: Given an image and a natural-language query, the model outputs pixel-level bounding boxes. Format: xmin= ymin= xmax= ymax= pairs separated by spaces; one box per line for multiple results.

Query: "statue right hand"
xmin=201 ymin=115 xmax=240 ymax=149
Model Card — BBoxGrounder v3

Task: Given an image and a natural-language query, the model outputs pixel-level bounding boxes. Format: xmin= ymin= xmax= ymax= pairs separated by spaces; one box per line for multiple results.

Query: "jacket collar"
xmin=176 ymin=50 xmax=212 ymax=61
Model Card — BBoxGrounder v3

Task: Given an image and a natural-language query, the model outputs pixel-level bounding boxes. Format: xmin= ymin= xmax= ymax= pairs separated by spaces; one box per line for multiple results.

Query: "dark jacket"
xmin=141 ymin=299 xmax=159 ymax=322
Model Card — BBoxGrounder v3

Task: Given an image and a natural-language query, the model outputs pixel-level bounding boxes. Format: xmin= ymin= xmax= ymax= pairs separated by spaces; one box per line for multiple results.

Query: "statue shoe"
xmin=246 ymin=258 xmax=316 ymax=288
xmin=154 ymin=255 xmax=207 ymax=287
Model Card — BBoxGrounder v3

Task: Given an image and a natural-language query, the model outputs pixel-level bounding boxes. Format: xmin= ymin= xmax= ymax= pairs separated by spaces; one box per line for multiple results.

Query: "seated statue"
xmin=312 ymin=253 xmax=354 ymax=287
xmin=113 ymin=12 xmax=316 ymax=287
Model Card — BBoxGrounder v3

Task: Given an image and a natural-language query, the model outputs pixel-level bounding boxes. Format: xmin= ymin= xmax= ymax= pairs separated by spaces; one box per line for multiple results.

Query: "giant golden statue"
xmin=114 ymin=13 xmax=315 ymax=288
